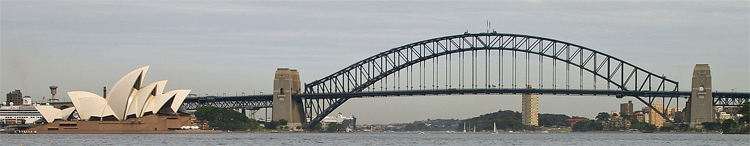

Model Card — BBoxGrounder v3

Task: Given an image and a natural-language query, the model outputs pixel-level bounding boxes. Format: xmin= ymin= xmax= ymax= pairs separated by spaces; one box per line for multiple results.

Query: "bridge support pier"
xmin=272 ymin=68 xmax=305 ymax=129
xmin=685 ymin=64 xmax=714 ymax=128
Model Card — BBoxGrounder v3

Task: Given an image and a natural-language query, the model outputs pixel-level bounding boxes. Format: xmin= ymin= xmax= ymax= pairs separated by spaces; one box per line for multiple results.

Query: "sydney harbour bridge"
xmin=182 ymin=32 xmax=749 ymax=129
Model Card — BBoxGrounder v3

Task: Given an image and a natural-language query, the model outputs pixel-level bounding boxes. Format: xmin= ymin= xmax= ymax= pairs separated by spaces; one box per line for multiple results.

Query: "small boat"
xmin=492 ymin=122 xmax=498 ymax=134
xmin=463 ymin=122 xmax=467 ymax=133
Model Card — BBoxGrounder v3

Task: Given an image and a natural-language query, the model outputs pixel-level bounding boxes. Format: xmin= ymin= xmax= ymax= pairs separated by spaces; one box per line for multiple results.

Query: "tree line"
xmin=458 ymin=109 xmax=570 ymax=132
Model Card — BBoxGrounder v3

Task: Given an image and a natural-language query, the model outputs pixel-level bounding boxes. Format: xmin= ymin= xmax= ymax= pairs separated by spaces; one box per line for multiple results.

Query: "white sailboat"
xmin=492 ymin=122 xmax=498 ymax=134
xmin=463 ymin=122 xmax=466 ymax=133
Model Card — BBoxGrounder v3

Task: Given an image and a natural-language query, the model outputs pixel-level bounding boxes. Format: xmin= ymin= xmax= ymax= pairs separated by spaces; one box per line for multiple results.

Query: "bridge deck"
xmin=183 ymin=95 xmax=273 ymax=102
xmin=181 ymin=90 xmax=748 ymax=109
xmin=295 ymin=89 xmax=692 ymax=99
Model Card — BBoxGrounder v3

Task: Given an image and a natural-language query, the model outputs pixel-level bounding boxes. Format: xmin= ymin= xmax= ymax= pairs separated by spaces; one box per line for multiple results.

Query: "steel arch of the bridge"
xmin=302 ymin=33 xmax=680 ymax=128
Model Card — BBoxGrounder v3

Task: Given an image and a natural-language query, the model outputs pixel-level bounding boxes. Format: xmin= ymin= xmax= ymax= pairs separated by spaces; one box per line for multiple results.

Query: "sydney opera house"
xmin=30 ymin=66 xmax=217 ymax=134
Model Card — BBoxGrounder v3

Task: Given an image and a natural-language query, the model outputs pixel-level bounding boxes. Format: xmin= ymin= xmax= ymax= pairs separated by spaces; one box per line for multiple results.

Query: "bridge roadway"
xmin=182 ymin=89 xmax=750 ymax=110
xmin=182 ymin=95 xmax=273 ymax=110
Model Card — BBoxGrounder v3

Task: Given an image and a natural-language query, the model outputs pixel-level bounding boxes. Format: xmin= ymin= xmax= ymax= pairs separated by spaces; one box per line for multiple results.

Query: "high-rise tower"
xmin=6 ymin=89 xmax=22 ymax=105
xmin=620 ymin=101 xmax=633 ymax=117
xmin=649 ymin=103 xmax=664 ymax=127
xmin=522 ymin=85 xmax=539 ymax=126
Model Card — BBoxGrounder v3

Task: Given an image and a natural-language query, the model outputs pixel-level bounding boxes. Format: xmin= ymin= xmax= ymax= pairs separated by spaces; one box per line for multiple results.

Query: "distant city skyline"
xmin=2 ymin=1 xmax=748 ymax=124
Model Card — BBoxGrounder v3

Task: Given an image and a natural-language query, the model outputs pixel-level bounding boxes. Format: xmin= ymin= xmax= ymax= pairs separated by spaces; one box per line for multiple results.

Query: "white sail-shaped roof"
xmin=35 ymin=106 xmax=61 ymax=123
xmin=141 ymin=96 xmax=157 ymax=115
xmin=131 ymin=80 xmax=159 ymax=117
xmin=35 ymin=106 xmax=76 ymax=123
xmin=150 ymin=91 xmax=177 ymax=114
xmin=168 ymin=89 xmax=191 ymax=113
xmin=61 ymin=107 xmax=76 ymax=120
xmin=123 ymin=88 xmax=140 ymax=120
xmin=106 ymin=66 xmax=149 ymax=121
xmin=139 ymin=80 xmax=167 ymax=116
xmin=48 ymin=66 xmax=191 ymax=122
xmin=69 ymin=91 xmax=116 ymax=120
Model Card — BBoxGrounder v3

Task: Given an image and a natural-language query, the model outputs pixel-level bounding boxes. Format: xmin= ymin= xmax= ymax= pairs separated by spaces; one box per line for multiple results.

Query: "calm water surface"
xmin=3 ymin=132 xmax=749 ymax=145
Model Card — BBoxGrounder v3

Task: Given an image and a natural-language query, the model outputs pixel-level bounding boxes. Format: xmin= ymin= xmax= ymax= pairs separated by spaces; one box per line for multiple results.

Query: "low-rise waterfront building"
xmin=565 ymin=118 xmax=586 ymax=127
xmin=321 ymin=112 xmax=356 ymax=132
xmin=634 ymin=113 xmax=645 ymax=122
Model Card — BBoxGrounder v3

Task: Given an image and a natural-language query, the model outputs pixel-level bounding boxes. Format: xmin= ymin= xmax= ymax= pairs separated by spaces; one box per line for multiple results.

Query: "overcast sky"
xmin=2 ymin=1 xmax=748 ymax=124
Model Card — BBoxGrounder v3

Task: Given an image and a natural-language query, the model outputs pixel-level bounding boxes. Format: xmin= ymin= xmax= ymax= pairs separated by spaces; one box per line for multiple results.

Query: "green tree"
xmin=673 ymin=116 xmax=683 ymax=123
xmin=404 ymin=122 xmax=434 ymax=131
xmin=738 ymin=102 xmax=750 ymax=124
xmin=194 ymin=106 xmax=259 ymax=131
xmin=595 ymin=112 xmax=610 ymax=122
xmin=642 ymin=124 xmax=658 ymax=133
xmin=701 ymin=122 xmax=721 ymax=131
xmin=721 ymin=119 xmax=737 ymax=132
xmin=677 ymin=123 xmax=689 ymax=131
xmin=264 ymin=120 xmax=279 ymax=129
xmin=538 ymin=114 xmax=570 ymax=127
xmin=278 ymin=119 xmax=288 ymax=126
xmin=659 ymin=126 xmax=676 ymax=132
xmin=263 ymin=119 xmax=289 ymax=129
xmin=589 ymin=121 xmax=604 ymax=131
xmin=572 ymin=120 xmax=603 ymax=132
xmin=327 ymin=123 xmax=344 ymax=132
xmin=629 ymin=119 xmax=644 ymax=130
xmin=312 ymin=123 xmax=323 ymax=131
xmin=572 ymin=121 xmax=589 ymax=132
xmin=457 ymin=110 xmax=526 ymax=132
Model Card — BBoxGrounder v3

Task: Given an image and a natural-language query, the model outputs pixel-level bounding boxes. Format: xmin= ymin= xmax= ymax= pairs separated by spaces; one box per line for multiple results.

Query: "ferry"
xmin=1 ymin=102 xmax=49 ymax=125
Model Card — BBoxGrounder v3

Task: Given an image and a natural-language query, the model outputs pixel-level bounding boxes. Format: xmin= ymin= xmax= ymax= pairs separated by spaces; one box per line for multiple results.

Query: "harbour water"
xmin=3 ymin=132 xmax=748 ymax=145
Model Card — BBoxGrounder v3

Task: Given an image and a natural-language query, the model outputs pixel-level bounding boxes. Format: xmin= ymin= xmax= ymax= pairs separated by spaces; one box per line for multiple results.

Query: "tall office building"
xmin=6 ymin=89 xmax=22 ymax=105
xmin=620 ymin=101 xmax=633 ymax=117
xmin=522 ymin=85 xmax=538 ymax=126
xmin=649 ymin=103 xmax=664 ymax=128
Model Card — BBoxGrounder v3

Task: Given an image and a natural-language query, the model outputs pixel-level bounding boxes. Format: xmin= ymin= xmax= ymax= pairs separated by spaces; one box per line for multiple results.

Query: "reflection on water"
xmin=4 ymin=132 xmax=748 ymax=145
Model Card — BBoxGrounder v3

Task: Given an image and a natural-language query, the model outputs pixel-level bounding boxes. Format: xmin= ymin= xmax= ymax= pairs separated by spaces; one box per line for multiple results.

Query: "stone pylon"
xmin=272 ymin=68 xmax=305 ymax=129
xmin=685 ymin=64 xmax=714 ymax=128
